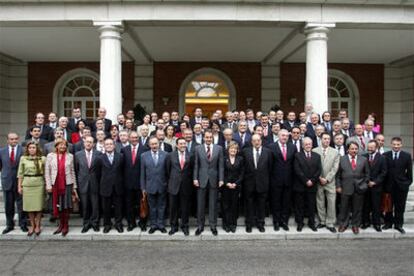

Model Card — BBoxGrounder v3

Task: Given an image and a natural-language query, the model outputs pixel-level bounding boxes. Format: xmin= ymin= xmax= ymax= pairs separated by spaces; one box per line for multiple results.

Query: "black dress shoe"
xmin=273 ymin=224 xmax=280 ymax=231
xmin=258 ymin=226 xmax=265 ymax=233
xmin=297 ymin=224 xmax=304 ymax=232
xmin=20 ymin=226 xmax=28 ymax=233
xmin=309 ymin=224 xmax=318 ymax=232
xmin=127 ymin=224 xmax=135 ymax=232
xmin=81 ymin=225 xmax=90 ymax=233
xmin=103 ymin=226 xmax=111 ymax=234
xmin=382 ymin=224 xmax=393 ymax=230
xmin=224 ymin=226 xmax=230 ymax=233
xmin=395 ymin=226 xmax=406 ymax=234
xmin=230 ymin=226 xmax=236 ymax=233
xmin=374 ymin=225 xmax=382 ymax=232
xmin=92 ymin=225 xmax=100 ymax=232
xmin=2 ymin=226 xmax=14 ymax=235
xmin=115 ymin=225 xmax=124 ymax=233
xmin=281 ymin=223 xmax=289 ymax=231
xmin=148 ymin=227 xmax=157 ymax=234
xmin=361 ymin=224 xmax=370 ymax=230
xmin=139 ymin=221 xmax=147 ymax=232
xmin=159 ymin=228 xmax=167 ymax=234
xmin=169 ymin=228 xmax=177 ymax=235
xmin=317 ymin=224 xmax=326 ymax=229
xmin=327 ymin=226 xmax=337 ymax=233
xmin=246 ymin=226 xmax=252 ymax=233
xmin=182 ymin=228 xmax=189 ymax=236
xmin=195 ymin=228 xmax=203 ymax=236
xmin=211 ymin=228 xmax=218 ymax=236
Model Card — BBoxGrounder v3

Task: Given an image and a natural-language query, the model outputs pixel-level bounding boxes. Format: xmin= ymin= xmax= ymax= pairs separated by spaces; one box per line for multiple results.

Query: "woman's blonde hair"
xmin=54 ymin=138 xmax=69 ymax=153
xmin=227 ymin=141 xmax=239 ymax=153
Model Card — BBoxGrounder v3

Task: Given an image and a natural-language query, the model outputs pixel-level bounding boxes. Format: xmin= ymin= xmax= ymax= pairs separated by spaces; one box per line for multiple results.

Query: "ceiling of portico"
xmin=0 ymin=23 xmax=413 ymax=65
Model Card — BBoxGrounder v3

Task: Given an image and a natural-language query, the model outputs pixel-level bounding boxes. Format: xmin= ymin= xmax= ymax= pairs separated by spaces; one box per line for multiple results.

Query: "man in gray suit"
xmin=346 ymin=124 xmax=370 ymax=155
xmin=313 ymin=132 xmax=340 ymax=233
xmin=193 ymin=129 xmax=224 ymax=236
xmin=0 ymin=133 xmax=27 ymax=234
xmin=75 ymin=136 xmax=101 ymax=233
xmin=141 ymin=136 xmax=168 ymax=234
xmin=336 ymin=141 xmax=370 ymax=235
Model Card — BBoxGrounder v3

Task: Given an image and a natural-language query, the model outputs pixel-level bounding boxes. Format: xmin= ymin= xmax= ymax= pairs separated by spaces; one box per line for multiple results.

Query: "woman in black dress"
xmin=222 ymin=141 xmax=244 ymax=233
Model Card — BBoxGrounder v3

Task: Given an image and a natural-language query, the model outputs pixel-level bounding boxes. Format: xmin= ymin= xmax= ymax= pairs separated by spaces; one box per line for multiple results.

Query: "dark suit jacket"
xmin=283 ymin=121 xmax=298 ymax=132
xmin=186 ymin=141 xmax=199 ymax=157
xmin=336 ymin=155 xmax=370 ymax=195
xmin=166 ymin=151 xmax=193 ymax=196
xmin=74 ymin=150 xmax=101 ymax=194
xmin=138 ymin=136 xmax=150 ymax=150
xmin=160 ymin=142 xmax=173 ymax=153
xmin=383 ymin=151 xmax=413 ymax=192
xmin=95 ymin=152 xmax=124 ymax=197
xmin=233 ymin=132 xmax=252 ymax=150
xmin=212 ymin=133 xmax=225 ymax=148
xmin=25 ymin=125 xmax=53 ymax=141
xmin=92 ymin=118 xmax=112 ymax=133
xmin=266 ymin=133 xmax=279 ymax=145
xmin=305 ymin=123 xmax=317 ymax=139
xmin=242 ymin=147 xmax=272 ymax=193
xmin=363 ymin=152 xmax=387 ymax=191
xmin=267 ymin=142 xmax=296 ymax=187
xmin=293 ymin=151 xmax=322 ymax=193
xmin=122 ymin=144 xmax=147 ymax=190
xmin=224 ymin=155 xmax=244 ymax=188
xmin=68 ymin=117 xmax=86 ymax=133
xmin=0 ymin=145 xmax=23 ymax=191
xmin=73 ymin=141 xmax=85 ymax=153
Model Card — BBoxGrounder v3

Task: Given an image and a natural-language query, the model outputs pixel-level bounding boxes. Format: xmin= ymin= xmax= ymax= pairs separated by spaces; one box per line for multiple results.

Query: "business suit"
xmin=222 ymin=155 xmax=244 ymax=229
xmin=347 ymin=135 xmax=370 ymax=154
xmin=361 ymin=152 xmax=387 ymax=227
xmin=267 ymin=142 xmax=296 ymax=227
xmin=336 ymin=155 xmax=370 ymax=228
xmin=159 ymin=141 xmax=173 ymax=153
xmin=68 ymin=117 xmax=85 ymax=133
xmin=75 ymin=149 xmax=101 ymax=228
xmin=289 ymin=138 xmax=302 ymax=153
xmin=138 ymin=136 xmax=150 ymax=150
xmin=25 ymin=124 xmax=53 ymax=141
xmin=283 ymin=121 xmax=298 ymax=132
xmin=313 ymin=146 xmax=340 ymax=228
xmin=193 ymin=144 xmax=224 ymax=230
xmin=0 ymin=145 xmax=27 ymax=230
xmin=95 ymin=152 xmax=124 ymax=228
xmin=166 ymin=150 xmax=193 ymax=231
xmin=383 ymin=150 xmax=413 ymax=228
xmin=92 ymin=118 xmax=112 ymax=133
xmin=266 ymin=133 xmax=279 ymax=145
xmin=221 ymin=121 xmax=238 ymax=132
xmin=233 ymin=132 xmax=252 ymax=150
xmin=140 ymin=150 xmax=168 ymax=229
xmin=121 ymin=144 xmax=147 ymax=228
xmin=242 ymin=147 xmax=272 ymax=228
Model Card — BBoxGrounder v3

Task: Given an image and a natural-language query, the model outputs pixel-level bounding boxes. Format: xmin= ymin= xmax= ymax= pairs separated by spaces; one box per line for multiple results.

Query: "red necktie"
xmin=281 ymin=144 xmax=287 ymax=161
xmin=351 ymin=157 xmax=356 ymax=170
xmin=132 ymin=146 xmax=136 ymax=165
xmin=180 ymin=152 xmax=185 ymax=170
xmin=359 ymin=137 xmax=365 ymax=150
xmin=10 ymin=147 xmax=15 ymax=164
xmin=207 ymin=145 xmax=211 ymax=160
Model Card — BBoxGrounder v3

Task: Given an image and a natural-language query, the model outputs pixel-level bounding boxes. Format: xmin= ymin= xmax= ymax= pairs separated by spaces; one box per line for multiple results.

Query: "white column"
xmin=304 ymin=23 xmax=335 ymax=115
xmin=94 ymin=21 xmax=124 ymax=123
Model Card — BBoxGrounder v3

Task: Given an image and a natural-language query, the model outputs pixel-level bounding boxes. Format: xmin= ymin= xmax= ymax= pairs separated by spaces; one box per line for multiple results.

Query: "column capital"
xmin=304 ymin=22 xmax=335 ymax=41
xmin=94 ymin=21 xmax=124 ymax=38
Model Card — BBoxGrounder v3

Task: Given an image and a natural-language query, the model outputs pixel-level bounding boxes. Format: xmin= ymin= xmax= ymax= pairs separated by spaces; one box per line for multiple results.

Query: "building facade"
xmin=0 ymin=0 xmax=413 ymax=154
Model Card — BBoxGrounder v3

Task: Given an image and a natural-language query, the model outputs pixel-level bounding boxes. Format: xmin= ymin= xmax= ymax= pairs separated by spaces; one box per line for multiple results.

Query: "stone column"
xmin=304 ymin=23 xmax=335 ymax=115
xmin=94 ymin=21 xmax=124 ymax=123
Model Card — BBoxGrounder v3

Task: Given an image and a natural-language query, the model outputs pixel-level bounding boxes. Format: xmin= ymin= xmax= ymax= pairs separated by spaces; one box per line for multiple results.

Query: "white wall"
xmin=384 ymin=63 xmax=414 ymax=155
xmin=0 ymin=54 xmax=28 ymax=145
xmin=134 ymin=64 xmax=154 ymax=113
xmin=261 ymin=65 xmax=280 ymax=112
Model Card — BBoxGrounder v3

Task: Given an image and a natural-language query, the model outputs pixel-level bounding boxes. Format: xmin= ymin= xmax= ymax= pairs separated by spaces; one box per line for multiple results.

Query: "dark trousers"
xmin=125 ymin=188 xmax=139 ymax=226
xmin=385 ymin=187 xmax=409 ymax=227
xmin=245 ymin=189 xmax=267 ymax=227
xmin=197 ymin=184 xmax=218 ymax=229
xmin=79 ymin=191 xmax=99 ymax=227
xmin=338 ymin=192 xmax=364 ymax=227
xmin=3 ymin=189 xmax=26 ymax=228
xmin=169 ymin=190 xmax=190 ymax=229
xmin=222 ymin=188 xmax=239 ymax=227
xmin=101 ymin=193 xmax=123 ymax=227
xmin=362 ymin=188 xmax=382 ymax=226
xmin=271 ymin=185 xmax=291 ymax=225
xmin=147 ymin=192 xmax=167 ymax=229
xmin=295 ymin=190 xmax=316 ymax=226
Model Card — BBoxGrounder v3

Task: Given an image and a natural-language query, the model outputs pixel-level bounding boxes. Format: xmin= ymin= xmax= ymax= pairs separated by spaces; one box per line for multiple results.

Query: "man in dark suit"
xmin=166 ymin=138 xmax=193 ymax=236
xmin=242 ymin=134 xmax=272 ymax=233
xmin=288 ymin=126 xmax=302 ymax=153
xmin=73 ymin=127 xmax=92 ymax=153
xmin=92 ymin=119 xmax=110 ymax=140
xmin=304 ymin=112 xmax=320 ymax=140
xmin=321 ymin=111 xmax=332 ymax=133
xmin=221 ymin=111 xmax=238 ymax=132
xmin=233 ymin=121 xmax=252 ymax=150
xmin=75 ymin=136 xmax=101 ymax=233
xmin=193 ymin=130 xmax=224 ymax=236
xmin=25 ymin=112 xmax=53 ymax=141
xmin=361 ymin=140 xmax=387 ymax=232
xmin=93 ymin=107 xmax=112 ymax=133
xmin=341 ymin=117 xmax=354 ymax=137
xmin=267 ymin=129 xmax=296 ymax=231
xmin=141 ymin=136 xmax=168 ymax=234
xmin=259 ymin=113 xmax=271 ymax=138
xmin=283 ymin=111 xmax=298 ymax=132
xmin=48 ymin=117 xmax=72 ymax=143
xmin=183 ymin=128 xmax=198 ymax=156
xmin=189 ymin=107 xmax=203 ymax=128
xmin=47 ymin=112 xmax=58 ymax=130
xmin=68 ymin=107 xmax=84 ymax=132
xmin=155 ymin=129 xmax=173 ymax=152
xmin=336 ymin=141 xmax=370 ymax=234
xmin=138 ymin=124 xmax=150 ymax=149
xmin=0 ymin=133 xmax=27 ymax=234
xmin=121 ymin=131 xmax=147 ymax=231
xmin=95 ymin=138 xmax=124 ymax=233
xmin=293 ymin=137 xmax=322 ymax=232
xmin=383 ymin=137 xmax=413 ymax=234
xmin=222 ymin=128 xmax=235 ymax=153
xmin=363 ymin=119 xmax=378 ymax=140
xmin=266 ymin=122 xmax=281 ymax=145
xmin=22 ymin=126 xmax=48 ymax=154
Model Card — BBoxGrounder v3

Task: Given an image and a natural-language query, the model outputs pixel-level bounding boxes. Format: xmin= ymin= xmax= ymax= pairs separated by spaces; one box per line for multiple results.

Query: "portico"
xmin=0 ymin=0 xmax=413 ymax=153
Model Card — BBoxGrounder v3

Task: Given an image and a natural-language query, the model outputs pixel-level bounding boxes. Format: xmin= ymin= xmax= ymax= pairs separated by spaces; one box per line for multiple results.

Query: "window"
xmin=328 ymin=73 xmax=356 ymax=120
xmin=59 ymin=72 xmax=100 ymax=121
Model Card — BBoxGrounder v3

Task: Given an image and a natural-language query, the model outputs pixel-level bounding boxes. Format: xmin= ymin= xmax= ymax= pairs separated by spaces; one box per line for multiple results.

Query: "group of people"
xmin=0 ymin=104 xmax=412 ymax=237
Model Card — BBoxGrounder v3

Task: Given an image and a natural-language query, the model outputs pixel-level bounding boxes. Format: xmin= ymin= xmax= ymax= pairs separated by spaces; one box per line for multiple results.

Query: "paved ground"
xmin=0 ymin=239 xmax=413 ymax=275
